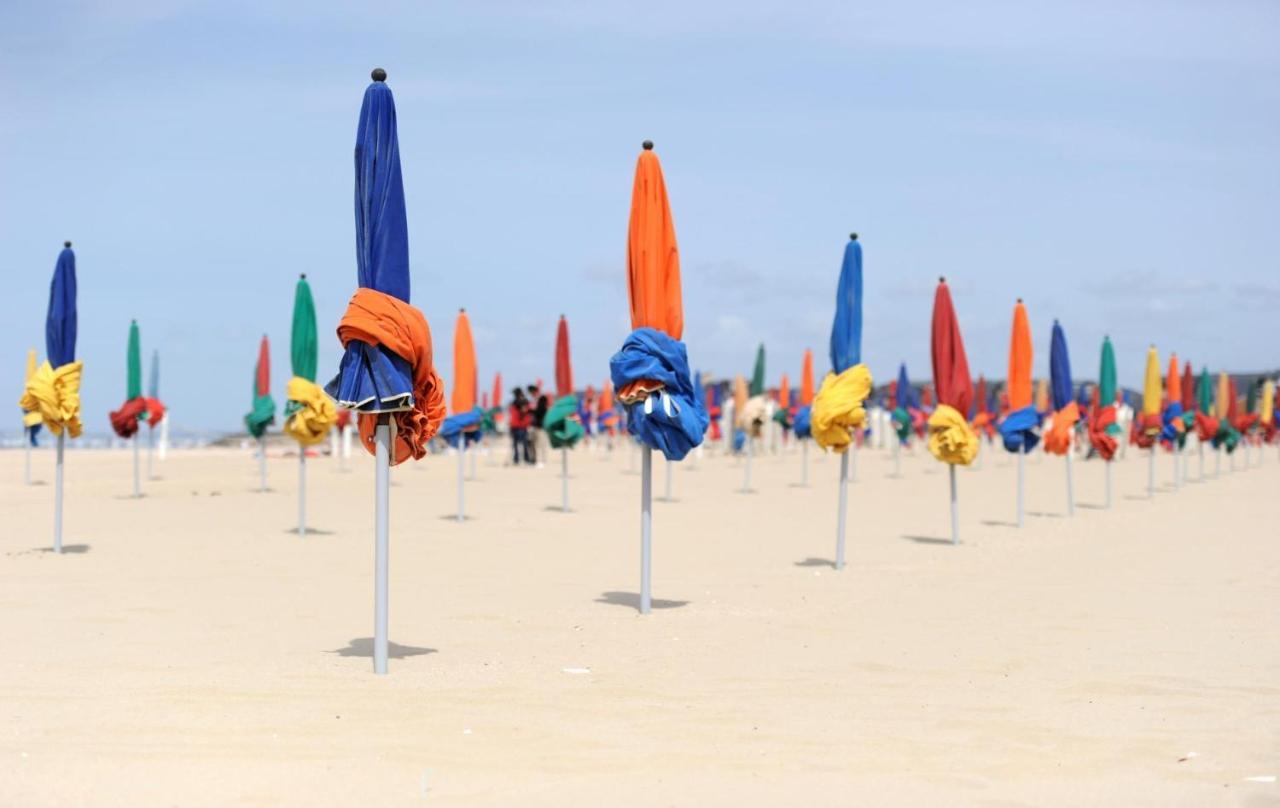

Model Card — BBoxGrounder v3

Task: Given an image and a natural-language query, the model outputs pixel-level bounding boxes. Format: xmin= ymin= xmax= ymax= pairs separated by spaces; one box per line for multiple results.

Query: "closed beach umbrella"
xmin=926 ymin=278 xmax=977 ymax=544
xmin=998 ymin=300 xmax=1036 ymax=526
xmin=794 ymin=348 xmax=816 ymax=483
xmin=1137 ymin=346 xmax=1163 ymax=495
xmin=608 ymin=140 xmax=707 ymax=615
xmin=20 ymin=348 xmax=42 ymax=484
xmin=108 ymin=320 xmax=147 ymax=498
xmin=809 ymin=233 xmax=872 ymax=566
xmin=555 ymin=315 xmax=573 ymax=399
xmin=549 ymin=314 xmax=581 ymax=511
xmin=800 ymin=349 xmax=815 ymax=406
xmin=323 ymin=69 xmax=445 ymax=675
xmin=141 ymin=348 xmax=166 ymax=481
xmin=1088 ymin=337 xmax=1121 ymax=503
xmin=1044 ymin=321 xmax=1078 ymax=514
xmin=442 ymin=307 xmax=480 ymax=521
xmin=749 ymin=344 xmax=765 ymax=397
xmin=284 ymin=274 xmax=336 ymax=536
xmin=19 ymin=243 xmax=82 ymax=551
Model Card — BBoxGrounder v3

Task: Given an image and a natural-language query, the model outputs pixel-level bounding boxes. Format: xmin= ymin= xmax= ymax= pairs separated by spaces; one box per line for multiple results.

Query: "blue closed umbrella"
xmin=325 ymin=70 xmax=414 ymax=412
xmin=47 ymin=244 xmax=77 ymax=368
xmin=830 ymin=234 xmax=863 ymax=373
xmin=896 ymin=363 xmax=918 ymax=410
xmin=1049 ymin=320 xmax=1072 ymax=411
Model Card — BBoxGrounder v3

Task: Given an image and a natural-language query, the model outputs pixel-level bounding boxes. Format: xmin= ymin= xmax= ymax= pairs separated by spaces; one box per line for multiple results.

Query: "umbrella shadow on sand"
xmin=596 ymin=591 xmax=689 ymax=611
xmin=794 ymin=557 xmax=836 ymax=568
xmin=285 ymin=527 xmax=335 ymax=536
xmin=330 ymin=638 xmax=436 ymax=659
xmin=900 ymin=534 xmax=953 ymax=545
xmin=35 ymin=544 xmax=91 ymax=554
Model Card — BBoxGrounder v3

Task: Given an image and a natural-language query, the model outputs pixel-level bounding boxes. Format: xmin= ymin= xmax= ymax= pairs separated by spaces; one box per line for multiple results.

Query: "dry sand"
xmin=2 ymin=439 xmax=1277 ymax=806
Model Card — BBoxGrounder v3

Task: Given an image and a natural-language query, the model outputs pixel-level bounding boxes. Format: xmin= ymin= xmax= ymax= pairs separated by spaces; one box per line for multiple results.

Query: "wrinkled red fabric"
xmin=1194 ymin=412 xmax=1218 ymax=442
xmin=1131 ymin=412 xmax=1162 ymax=449
xmin=110 ymin=398 xmax=148 ymax=438
xmin=143 ymin=397 xmax=166 ymax=428
xmin=1088 ymin=404 xmax=1118 ymax=461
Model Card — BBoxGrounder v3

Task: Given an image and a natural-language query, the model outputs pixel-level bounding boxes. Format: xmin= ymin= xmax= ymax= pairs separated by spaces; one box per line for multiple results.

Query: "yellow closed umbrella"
xmin=1141 ymin=345 xmax=1161 ymax=496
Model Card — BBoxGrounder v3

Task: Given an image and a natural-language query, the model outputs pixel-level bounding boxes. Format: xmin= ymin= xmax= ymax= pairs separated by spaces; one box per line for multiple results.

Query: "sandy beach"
xmin=2 ymin=442 xmax=1276 ymax=805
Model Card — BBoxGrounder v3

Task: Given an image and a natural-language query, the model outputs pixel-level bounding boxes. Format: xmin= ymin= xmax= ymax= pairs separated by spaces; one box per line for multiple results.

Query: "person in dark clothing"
xmin=509 ymin=388 xmax=533 ymax=465
xmin=528 ymin=384 xmax=550 ymax=466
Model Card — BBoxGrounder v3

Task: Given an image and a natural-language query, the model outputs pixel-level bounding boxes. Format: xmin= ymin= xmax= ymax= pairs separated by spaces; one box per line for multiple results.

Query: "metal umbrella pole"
xmin=373 ymin=415 xmax=391 ymax=675
xmin=640 ymin=446 xmax=652 ymax=614
xmin=298 ymin=449 xmax=307 ymax=537
xmin=835 ymin=450 xmax=850 ymax=569
xmin=54 ymin=432 xmax=65 ymax=553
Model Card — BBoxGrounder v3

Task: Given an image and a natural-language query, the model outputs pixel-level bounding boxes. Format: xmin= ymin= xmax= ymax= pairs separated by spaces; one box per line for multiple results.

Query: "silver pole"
xmin=147 ymin=426 xmax=155 ymax=480
xmin=24 ymin=432 xmax=31 ymax=485
xmin=1214 ymin=445 xmax=1221 ymax=478
xmin=298 ymin=450 xmax=307 ymax=538
xmin=54 ymin=432 xmax=65 ymax=554
xmin=949 ymin=463 xmax=959 ymax=546
xmin=1105 ymin=459 xmax=1113 ymax=509
xmin=1148 ymin=446 xmax=1156 ymax=496
xmin=1198 ymin=440 xmax=1205 ymax=481
xmin=800 ymin=439 xmax=809 ymax=486
xmin=849 ymin=442 xmax=858 ymax=483
xmin=1171 ymin=444 xmax=1179 ymax=490
xmin=561 ymin=447 xmax=569 ymax=512
xmin=742 ymin=436 xmax=753 ymax=493
xmin=132 ymin=433 xmax=141 ymax=498
xmin=640 ymin=446 xmax=652 ymax=614
xmin=1016 ymin=442 xmax=1026 ymax=527
xmin=892 ymin=434 xmax=901 ymax=477
xmin=259 ymin=435 xmax=268 ymax=492
xmin=664 ymin=457 xmax=673 ymax=502
xmin=835 ymin=451 xmax=849 ymax=569
xmin=456 ymin=445 xmax=465 ymax=523
xmin=1065 ymin=438 xmax=1075 ymax=517
xmin=468 ymin=442 xmax=477 ymax=479
xmin=373 ymin=417 xmax=391 ymax=675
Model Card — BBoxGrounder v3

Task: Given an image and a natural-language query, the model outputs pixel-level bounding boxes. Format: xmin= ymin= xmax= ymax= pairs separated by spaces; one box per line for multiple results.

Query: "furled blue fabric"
xmin=1160 ymin=401 xmax=1185 ymax=444
xmin=608 ymin=327 xmax=709 ymax=461
xmin=47 ymin=246 xmax=77 ymax=368
xmin=1049 ymin=321 xmax=1073 ymax=412
xmin=793 ymin=405 xmax=812 ymax=439
xmin=326 ymin=76 xmax=415 ymax=413
xmin=438 ymin=407 xmax=483 ymax=448
xmin=830 ymin=238 xmax=863 ymax=374
xmin=733 ymin=428 xmax=747 ymax=453
xmin=1000 ymin=404 xmax=1041 ymax=452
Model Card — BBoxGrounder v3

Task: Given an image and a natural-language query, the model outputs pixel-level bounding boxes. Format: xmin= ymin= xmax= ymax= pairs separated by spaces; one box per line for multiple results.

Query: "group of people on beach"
xmin=507 ymin=386 xmax=550 ymax=466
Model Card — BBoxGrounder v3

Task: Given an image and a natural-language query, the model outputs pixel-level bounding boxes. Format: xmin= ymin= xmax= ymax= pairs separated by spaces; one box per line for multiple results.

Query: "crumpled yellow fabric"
xmin=810 ymin=364 xmax=872 ymax=453
xmin=19 ymin=361 xmax=83 ymax=438
xmin=22 ymin=349 xmax=42 ymax=428
xmin=283 ymin=376 xmax=338 ymax=446
xmin=927 ymin=403 xmax=979 ymax=466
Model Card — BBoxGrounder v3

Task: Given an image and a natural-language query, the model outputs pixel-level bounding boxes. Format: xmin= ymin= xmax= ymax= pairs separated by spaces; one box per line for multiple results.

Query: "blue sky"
xmin=3 ymin=1 xmax=1278 ymax=432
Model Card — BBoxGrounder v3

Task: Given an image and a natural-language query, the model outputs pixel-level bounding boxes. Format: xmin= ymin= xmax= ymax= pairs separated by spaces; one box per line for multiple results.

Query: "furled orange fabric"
xmin=337 ymin=288 xmax=446 ymax=465
xmin=1194 ymin=412 xmax=1218 ymax=442
xmin=1044 ymin=401 xmax=1079 ymax=455
xmin=143 ymin=397 xmax=166 ymax=427
xmin=1131 ymin=412 xmax=1162 ymax=449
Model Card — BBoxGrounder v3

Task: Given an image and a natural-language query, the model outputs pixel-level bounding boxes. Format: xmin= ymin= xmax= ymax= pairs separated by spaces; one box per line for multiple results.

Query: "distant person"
xmin=528 ymin=384 xmax=550 ymax=468
xmin=509 ymin=388 xmax=533 ymax=465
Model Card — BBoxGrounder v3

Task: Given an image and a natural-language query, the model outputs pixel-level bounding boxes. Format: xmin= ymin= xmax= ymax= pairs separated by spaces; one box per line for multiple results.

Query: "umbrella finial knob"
xmin=938 ymin=276 xmax=946 ymax=283
xmin=1016 ymin=297 xmax=1023 ymax=303
xmin=64 ymin=240 xmax=72 ymax=248
xmin=642 ymin=140 xmax=653 ymax=150
xmin=371 ymin=68 xmax=387 ymax=82
xmin=850 ymin=232 xmax=858 ymax=241
xmin=300 ymin=272 xmax=306 ymax=279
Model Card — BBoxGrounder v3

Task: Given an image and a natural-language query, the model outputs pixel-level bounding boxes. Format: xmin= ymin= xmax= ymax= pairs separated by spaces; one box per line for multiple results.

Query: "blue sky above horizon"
xmin=3 ymin=1 xmax=1278 ymax=432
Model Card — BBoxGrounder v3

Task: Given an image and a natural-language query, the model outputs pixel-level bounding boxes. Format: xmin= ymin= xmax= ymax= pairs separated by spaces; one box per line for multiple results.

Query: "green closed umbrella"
xmin=289 ymin=274 xmax=319 ymax=535
xmin=127 ymin=320 xmax=143 ymax=402
xmin=749 ymin=344 xmax=765 ymax=396
xmin=1098 ymin=336 xmax=1116 ymax=407
xmin=1196 ymin=368 xmax=1213 ymax=415
xmin=246 ymin=335 xmax=276 ymax=492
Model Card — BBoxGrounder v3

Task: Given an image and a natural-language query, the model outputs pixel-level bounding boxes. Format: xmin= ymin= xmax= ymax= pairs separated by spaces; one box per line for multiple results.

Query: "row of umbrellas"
xmin=18 ymin=69 xmax=1277 ymax=677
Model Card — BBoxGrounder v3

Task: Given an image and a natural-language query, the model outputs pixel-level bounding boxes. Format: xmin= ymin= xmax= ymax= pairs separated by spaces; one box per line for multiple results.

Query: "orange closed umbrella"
xmin=1008 ymin=300 xmax=1033 ymax=410
xmin=491 ymin=372 xmax=503 ymax=413
xmin=778 ymin=374 xmax=790 ymax=412
xmin=1165 ymin=353 xmax=1179 ymax=410
xmin=451 ymin=310 xmax=477 ymax=414
xmin=612 ymin=140 xmax=706 ymax=616
xmin=627 ymin=144 xmax=682 ymax=340
xmin=800 ymin=349 xmax=815 ymax=406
